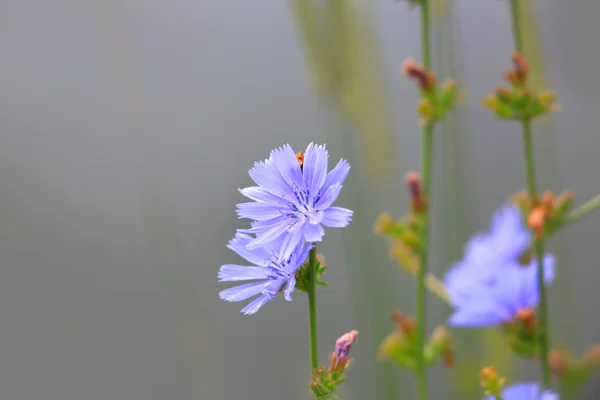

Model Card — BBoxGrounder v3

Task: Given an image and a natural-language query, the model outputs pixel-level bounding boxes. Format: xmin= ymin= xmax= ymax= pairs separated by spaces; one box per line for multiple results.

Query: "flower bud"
xmin=479 ymin=366 xmax=505 ymax=397
xmin=374 ymin=212 xmax=397 ymax=235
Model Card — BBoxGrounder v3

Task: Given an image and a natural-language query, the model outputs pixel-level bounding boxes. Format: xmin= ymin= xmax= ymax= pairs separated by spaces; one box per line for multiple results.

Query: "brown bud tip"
xmin=541 ymin=190 xmax=554 ymax=207
xmin=296 ymin=151 xmax=305 ymax=168
xmin=443 ymin=350 xmax=455 ymax=368
xmin=405 ymin=171 xmax=422 ymax=196
xmin=392 ymin=309 xmax=416 ymax=335
xmin=515 ymin=307 xmax=536 ymax=331
xmin=401 ymin=58 xmax=420 ymax=78
xmin=401 ymin=58 xmax=435 ymax=91
xmin=480 ymin=366 xmax=498 ymax=382
xmin=512 ymin=51 xmax=528 ymax=77
xmin=315 ymin=368 xmax=325 ymax=375
xmin=311 ymin=381 xmax=319 ymax=388
xmin=405 ymin=171 xmax=426 ymax=213
xmin=548 ymin=351 xmax=570 ymax=375
xmin=527 ymin=207 xmax=547 ymax=231
xmin=316 ymin=253 xmax=326 ymax=265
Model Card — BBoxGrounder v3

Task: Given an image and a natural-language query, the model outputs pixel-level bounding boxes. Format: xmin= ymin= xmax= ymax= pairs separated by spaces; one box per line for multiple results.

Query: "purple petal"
xmin=218 ymin=265 xmax=270 ymax=282
xmin=227 ymin=233 xmax=271 ymax=266
xmin=315 ymin=184 xmax=342 ymax=209
xmin=321 ymin=207 xmax=353 ymax=228
xmin=284 ymin=276 xmax=296 ymax=301
xmin=493 ymin=382 xmax=557 ymax=400
xmin=303 ymin=223 xmax=325 ymax=242
xmin=236 ymin=202 xmax=284 ymax=220
xmin=287 ymin=243 xmax=313 ymax=275
xmin=238 ymin=186 xmax=284 ymax=204
xmin=219 ymin=281 xmax=266 ymax=302
xmin=246 ymin=217 xmax=294 ymax=250
xmin=279 ymin=229 xmax=305 ymax=261
xmin=248 ymin=159 xmax=290 ymax=197
xmin=522 ymin=254 xmax=555 ymax=308
xmin=240 ymin=294 xmax=272 ymax=315
xmin=270 ymin=145 xmax=304 ymax=190
xmin=448 ymin=299 xmax=511 ymax=327
xmin=303 ymin=143 xmax=329 ymax=194
xmin=322 ymin=159 xmax=350 ymax=190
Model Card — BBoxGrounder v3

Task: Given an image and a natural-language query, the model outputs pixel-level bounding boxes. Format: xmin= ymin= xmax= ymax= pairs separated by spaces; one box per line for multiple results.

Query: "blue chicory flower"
xmin=448 ymin=255 xmax=555 ymax=327
xmin=444 ymin=204 xmax=532 ymax=305
xmin=484 ymin=382 xmax=558 ymax=400
xmin=218 ymin=232 xmax=312 ymax=315
xmin=236 ymin=143 xmax=353 ymax=257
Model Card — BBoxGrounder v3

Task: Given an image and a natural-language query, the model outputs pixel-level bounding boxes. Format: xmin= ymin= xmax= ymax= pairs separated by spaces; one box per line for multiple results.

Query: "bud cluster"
xmin=479 ymin=366 xmax=505 ymax=397
xmin=379 ymin=310 xmax=453 ymax=370
xmin=549 ymin=344 xmax=600 ymax=395
xmin=502 ymin=307 xmax=541 ymax=358
xmin=310 ymin=331 xmax=358 ymax=399
xmin=295 ymin=253 xmax=328 ymax=293
xmin=402 ymin=58 xmax=462 ymax=126
xmin=374 ymin=172 xmax=429 ymax=274
xmin=512 ymin=189 xmax=575 ymax=239
xmin=482 ymin=51 xmax=560 ymax=121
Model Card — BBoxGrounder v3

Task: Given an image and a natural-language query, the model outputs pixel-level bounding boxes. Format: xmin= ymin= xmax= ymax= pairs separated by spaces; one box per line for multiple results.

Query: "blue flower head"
xmin=484 ymin=382 xmax=558 ymax=400
xmin=448 ymin=255 xmax=555 ymax=327
xmin=236 ymin=143 xmax=353 ymax=257
xmin=218 ymin=233 xmax=312 ymax=315
xmin=444 ymin=205 xmax=532 ymax=305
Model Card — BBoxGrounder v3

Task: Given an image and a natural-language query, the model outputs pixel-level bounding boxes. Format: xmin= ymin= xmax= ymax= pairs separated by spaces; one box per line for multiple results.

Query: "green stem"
xmin=416 ymin=123 xmax=434 ymax=400
xmin=416 ymin=1 xmax=432 ymax=399
xmin=508 ymin=0 xmax=551 ymax=389
xmin=308 ymin=245 xmax=319 ymax=371
xmin=559 ymin=194 xmax=600 ymax=228
xmin=509 ymin=0 xmax=524 ymax=52
xmin=522 ymin=121 xmax=551 ymax=388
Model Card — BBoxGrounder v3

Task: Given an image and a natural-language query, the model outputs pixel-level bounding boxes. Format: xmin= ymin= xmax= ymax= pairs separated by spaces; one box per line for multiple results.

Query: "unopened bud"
xmin=296 ymin=151 xmax=305 ymax=168
xmin=480 ymin=366 xmax=505 ymax=396
xmin=495 ymin=86 xmax=512 ymax=103
xmin=374 ymin=212 xmax=396 ymax=235
xmin=330 ymin=330 xmax=358 ymax=371
xmin=502 ymin=51 xmax=528 ymax=86
xmin=515 ymin=307 xmax=536 ymax=331
xmin=405 ymin=171 xmax=427 ymax=213
xmin=549 ymin=350 xmax=571 ymax=375
xmin=528 ymin=207 xmax=547 ymax=235
xmin=402 ymin=58 xmax=436 ymax=91
xmin=482 ymin=94 xmax=501 ymax=112
xmin=392 ymin=309 xmax=416 ymax=335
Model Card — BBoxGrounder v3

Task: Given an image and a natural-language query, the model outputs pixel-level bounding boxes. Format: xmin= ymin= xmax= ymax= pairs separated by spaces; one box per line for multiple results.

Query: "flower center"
xmin=267 ymin=256 xmax=293 ymax=279
xmin=283 ymin=185 xmax=323 ymax=225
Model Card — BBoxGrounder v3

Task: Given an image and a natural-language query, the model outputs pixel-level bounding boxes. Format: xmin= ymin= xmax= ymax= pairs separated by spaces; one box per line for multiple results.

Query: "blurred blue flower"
xmin=218 ymin=232 xmax=312 ymax=315
xmin=484 ymin=382 xmax=558 ymax=400
xmin=444 ymin=205 xmax=532 ymax=305
xmin=448 ymin=255 xmax=555 ymax=327
xmin=236 ymin=143 xmax=352 ymax=257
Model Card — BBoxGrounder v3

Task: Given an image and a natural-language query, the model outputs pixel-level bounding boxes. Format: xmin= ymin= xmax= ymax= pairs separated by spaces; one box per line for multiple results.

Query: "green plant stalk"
xmin=308 ymin=245 xmax=319 ymax=372
xmin=415 ymin=1 xmax=432 ymax=399
xmin=416 ymin=123 xmax=433 ymax=400
xmin=508 ymin=0 xmax=551 ymax=389
xmin=559 ymin=194 xmax=600 ymax=228
xmin=522 ymin=122 xmax=551 ymax=388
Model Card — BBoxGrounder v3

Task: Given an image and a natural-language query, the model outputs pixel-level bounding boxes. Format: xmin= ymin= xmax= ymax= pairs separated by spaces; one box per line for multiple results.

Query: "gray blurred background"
xmin=0 ymin=0 xmax=599 ymax=399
